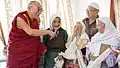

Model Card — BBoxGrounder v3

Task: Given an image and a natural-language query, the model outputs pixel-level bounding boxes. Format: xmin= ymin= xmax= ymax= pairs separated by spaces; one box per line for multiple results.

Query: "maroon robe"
xmin=7 ymin=11 xmax=46 ymax=68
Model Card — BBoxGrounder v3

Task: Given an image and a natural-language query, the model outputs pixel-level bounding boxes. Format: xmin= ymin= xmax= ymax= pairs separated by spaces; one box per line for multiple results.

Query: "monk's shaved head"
xmin=27 ymin=1 xmax=41 ymax=9
xmin=27 ymin=1 xmax=43 ymax=19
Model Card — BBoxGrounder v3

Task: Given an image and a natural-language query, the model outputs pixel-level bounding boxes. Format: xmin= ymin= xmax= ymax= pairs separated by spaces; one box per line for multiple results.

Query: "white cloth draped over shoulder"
xmin=62 ymin=39 xmax=87 ymax=68
xmin=60 ymin=22 xmax=89 ymax=68
xmin=87 ymin=17 xmax=120 ymax=68
xmin=87 ymin=17 xmax=120 ymax=56
xmin=63 ymin=21 xmax=89 ymax=59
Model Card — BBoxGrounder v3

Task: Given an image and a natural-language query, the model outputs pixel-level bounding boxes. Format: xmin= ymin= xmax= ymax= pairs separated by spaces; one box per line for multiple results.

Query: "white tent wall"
xmin=71 ymin=0 xmax=88 ymax=22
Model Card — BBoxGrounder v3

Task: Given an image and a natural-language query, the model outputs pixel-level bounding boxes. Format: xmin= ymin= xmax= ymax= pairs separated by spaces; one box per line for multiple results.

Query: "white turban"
xmin=88 ymin=2 xmax=99 ymax=10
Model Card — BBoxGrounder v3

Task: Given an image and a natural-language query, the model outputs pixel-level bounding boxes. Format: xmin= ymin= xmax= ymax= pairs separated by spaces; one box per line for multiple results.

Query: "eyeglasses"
xmin=38 ymin=7 xmax=43 ymax=12
xmin=40 ymin=7 xmax=43 ymax=12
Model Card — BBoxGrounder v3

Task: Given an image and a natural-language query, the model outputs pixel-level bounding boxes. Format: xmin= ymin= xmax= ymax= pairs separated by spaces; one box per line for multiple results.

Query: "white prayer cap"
xmin=88 ymin=2 xmax=99 ymax=10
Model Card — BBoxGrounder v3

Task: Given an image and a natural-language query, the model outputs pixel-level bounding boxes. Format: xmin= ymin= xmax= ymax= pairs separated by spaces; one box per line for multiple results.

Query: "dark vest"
xmin=83 ymin=18 xmax=98 ymax=40
xmin=44 ymin=28 xmax=66 ymax=49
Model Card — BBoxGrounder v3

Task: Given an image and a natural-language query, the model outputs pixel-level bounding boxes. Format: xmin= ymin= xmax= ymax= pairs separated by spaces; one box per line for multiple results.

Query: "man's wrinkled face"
xmin=30 ymin=4 xmax=43 ymax=19
xmin=96 ymin=20 xmax=105 ymax=33
xmin=87 ymin=6 xmax=99 ymax=18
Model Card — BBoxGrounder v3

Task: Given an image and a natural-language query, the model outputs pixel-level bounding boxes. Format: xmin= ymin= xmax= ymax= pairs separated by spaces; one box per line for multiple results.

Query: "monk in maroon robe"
xmin=6 ymin=1 xmax=55 ymax=68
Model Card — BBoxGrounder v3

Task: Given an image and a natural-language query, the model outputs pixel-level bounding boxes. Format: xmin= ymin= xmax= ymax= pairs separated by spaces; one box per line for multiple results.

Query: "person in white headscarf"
xmin=87 ymin=17 xmax=120 ymax=68
xmin=43 ymin=16 xmax=68 ymax=68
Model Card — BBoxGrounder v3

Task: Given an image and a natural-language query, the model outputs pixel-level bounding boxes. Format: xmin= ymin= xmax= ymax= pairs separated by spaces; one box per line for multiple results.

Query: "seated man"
xmin=87 ymin=17 xmax=120 ymax=68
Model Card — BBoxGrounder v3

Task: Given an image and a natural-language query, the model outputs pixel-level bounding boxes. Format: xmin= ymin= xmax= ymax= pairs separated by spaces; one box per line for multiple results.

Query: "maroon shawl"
xmin=7 ymin=11 xmax=46 ymax=68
